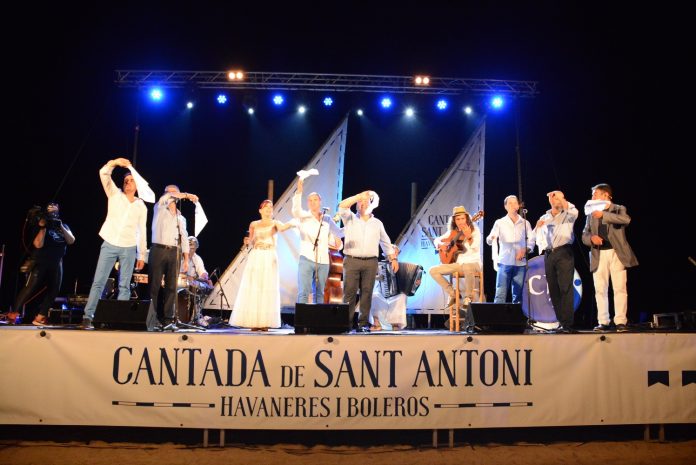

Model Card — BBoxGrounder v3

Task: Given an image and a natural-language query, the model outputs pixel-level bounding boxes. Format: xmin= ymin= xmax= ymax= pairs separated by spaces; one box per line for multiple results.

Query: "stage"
xmin=1 ymin=324 xmax=694 ymax=432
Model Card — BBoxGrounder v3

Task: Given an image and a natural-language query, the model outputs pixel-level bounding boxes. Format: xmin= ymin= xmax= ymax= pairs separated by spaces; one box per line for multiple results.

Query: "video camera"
xmin=27 ymin=203 xmax=61 ymax=228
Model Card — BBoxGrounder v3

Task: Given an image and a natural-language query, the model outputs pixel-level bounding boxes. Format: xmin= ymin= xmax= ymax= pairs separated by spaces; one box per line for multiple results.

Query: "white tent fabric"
xmin=394 ymin=120 xmax=486 ymax=312
xmin=203 ymin=117 xmax=347 ymax=311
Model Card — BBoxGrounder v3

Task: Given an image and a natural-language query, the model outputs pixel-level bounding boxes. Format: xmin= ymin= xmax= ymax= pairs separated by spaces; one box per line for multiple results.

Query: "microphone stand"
xmin=312 ymin=209 xmax=327 ymax=304
xmin=172 ymin=198 xmax=204 ymax=331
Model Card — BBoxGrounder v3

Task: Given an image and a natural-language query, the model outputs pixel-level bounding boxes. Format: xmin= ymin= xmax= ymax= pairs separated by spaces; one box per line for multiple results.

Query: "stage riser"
xmin=1 ymin=330 xmax=694 ymax=429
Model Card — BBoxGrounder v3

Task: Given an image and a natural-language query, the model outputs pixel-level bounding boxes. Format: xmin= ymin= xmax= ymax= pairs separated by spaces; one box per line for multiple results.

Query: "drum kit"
xmin=130 ymin=272 xmax=213 ymax=325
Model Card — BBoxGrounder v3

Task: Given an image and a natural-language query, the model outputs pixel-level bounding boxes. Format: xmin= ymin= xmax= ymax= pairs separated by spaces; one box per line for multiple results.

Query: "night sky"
xmin=2 ymin=4 xmax=689 ymax=324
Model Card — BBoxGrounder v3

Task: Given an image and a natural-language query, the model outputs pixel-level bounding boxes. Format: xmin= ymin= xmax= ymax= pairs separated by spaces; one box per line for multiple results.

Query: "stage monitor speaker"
xmin=294 ymin=303 xmax=352 ymax=334
xmin=93 ymin=299 xmax=150 ymax=330
xmin=469 ymin=302 xmax=526 ymax=333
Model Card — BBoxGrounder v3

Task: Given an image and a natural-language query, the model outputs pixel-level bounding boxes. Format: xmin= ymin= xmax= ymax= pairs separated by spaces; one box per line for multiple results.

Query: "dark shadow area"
xmin=2 ymin=424 xmax=695 ymax=447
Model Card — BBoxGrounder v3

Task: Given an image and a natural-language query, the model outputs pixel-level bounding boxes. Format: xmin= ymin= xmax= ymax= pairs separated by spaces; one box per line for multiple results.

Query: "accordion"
xmin=377 ymin=261 xmax=424 ymax=298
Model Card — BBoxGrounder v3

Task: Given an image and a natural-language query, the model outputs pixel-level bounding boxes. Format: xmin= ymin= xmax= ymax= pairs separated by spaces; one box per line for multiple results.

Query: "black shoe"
xmin=593 ymin=324 xmax=611 ymax=331
xmin=357 ymin=325 xmax=371 ymax=333
xmin=556 ymin=325 xmax=578 ymax=334
xmin=615 ymin=324 xmax=629 ymax=333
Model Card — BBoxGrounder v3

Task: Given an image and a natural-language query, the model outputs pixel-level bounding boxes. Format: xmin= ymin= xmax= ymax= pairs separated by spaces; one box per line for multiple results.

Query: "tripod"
xmin=311 ymin=208 xmax=328 ymax=303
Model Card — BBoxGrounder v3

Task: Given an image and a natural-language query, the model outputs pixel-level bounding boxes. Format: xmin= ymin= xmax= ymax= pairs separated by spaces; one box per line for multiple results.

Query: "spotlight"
xmin=228 ymin=70 xmax=245 ymax=80
xmin=414 ymin=75 xmax=430 ymax=86
xmin=217 ymin=94 xmax=228 ymax=104
xmin=298 ymin=105 xmax=307 ymax=114
xmin=491 ymin=96 xmax=504 ymax=109
xmin=356 ymin=109 xmax=364 ymax=116
xmin=186 ymin=101 xmax=194 ymax=109
xmin=273 ymin=94 xmax=284 ymax=106
xmin=464 ymin=106 xmax=473 ymax=115
xmin=323 ymin=97 xmax=333 ymax=107
xmin=380 ymin=97 xmax=393 ymax=109
xmin=436 ymin=99 xmax=448 ymax=110
xmin=149 ymin=88 xmax=163 ymax=101
xmin=248 ymin=107 xmax=255 ymax=115
xmin=405 ymin=107 xmax=415 ymax=117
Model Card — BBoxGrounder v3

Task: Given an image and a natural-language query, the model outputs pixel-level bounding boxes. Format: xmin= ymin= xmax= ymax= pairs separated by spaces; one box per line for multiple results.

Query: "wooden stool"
xmin=449 ymin=272 xmax=461 ymax=332
xmin=449 ymin=270 xmax=484 ymax=332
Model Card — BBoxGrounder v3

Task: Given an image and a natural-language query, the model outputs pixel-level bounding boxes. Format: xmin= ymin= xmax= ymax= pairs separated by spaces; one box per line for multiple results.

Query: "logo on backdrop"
xmin=521 ymin=255 xmax=582 ymax=323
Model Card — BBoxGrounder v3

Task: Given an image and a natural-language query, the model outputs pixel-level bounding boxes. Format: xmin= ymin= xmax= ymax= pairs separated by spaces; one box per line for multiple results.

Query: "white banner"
xmin=395 ymin=120 xmax=486 ymax=313
xmin=1 ymin=330 xmax=694 ymax=429
xmin=204 ymin=118 xmax=347 ymax=311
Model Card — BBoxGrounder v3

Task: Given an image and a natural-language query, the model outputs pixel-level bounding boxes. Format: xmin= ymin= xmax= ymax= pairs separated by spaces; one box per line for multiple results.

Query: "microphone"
xmin=521 ymin=209 xmax=528 ymax=214
xmin=321 ymin=207 xmax=330 ymax=213
xmin=210 ymin=268 xmax=219 ymax=279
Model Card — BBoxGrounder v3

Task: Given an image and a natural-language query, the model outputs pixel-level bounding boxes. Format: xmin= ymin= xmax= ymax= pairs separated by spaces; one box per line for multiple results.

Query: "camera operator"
xmin=13 ymin=203 xmax=75 ymax=325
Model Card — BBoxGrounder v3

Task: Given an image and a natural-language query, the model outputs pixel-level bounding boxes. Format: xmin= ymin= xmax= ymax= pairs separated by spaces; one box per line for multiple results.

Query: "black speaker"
xmin=294 ymin=303 xmax=352 ymax=334
xmin=468 ymin=303 xmax=526 ymax=333
xmin=93 ymin=299 xmax=150 ymax=330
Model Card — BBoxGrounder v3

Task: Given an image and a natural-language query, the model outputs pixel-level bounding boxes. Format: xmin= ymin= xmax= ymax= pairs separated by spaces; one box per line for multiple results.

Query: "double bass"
xmin=323 ymin=241 xmax=344 ymax=304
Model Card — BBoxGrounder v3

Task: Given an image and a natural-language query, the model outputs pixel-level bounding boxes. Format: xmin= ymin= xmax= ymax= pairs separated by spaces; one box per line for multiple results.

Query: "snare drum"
xmin=176 ymin=273 xmax=190 ymax=290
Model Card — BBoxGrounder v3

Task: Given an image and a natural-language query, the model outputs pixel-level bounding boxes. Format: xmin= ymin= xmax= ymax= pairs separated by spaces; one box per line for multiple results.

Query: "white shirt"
xmin=292 ymin=193 xmax=344 ymax=264
xmin=151 ymin=193 xmax=190 ymax=254
xmin=486 ymin=214 xmax=534 ymax=266
xmin=535 ymin=202 xmax=578 ymax=252
xmin=436 ymin=225 xmax=482 ymax=266
xmin=97 ymin=164 xmax=148 ymax=260
xmin=183 ymin=253 xmax=207 ymax=278
xmin=339 ymin=207 xmax=394 ymax=258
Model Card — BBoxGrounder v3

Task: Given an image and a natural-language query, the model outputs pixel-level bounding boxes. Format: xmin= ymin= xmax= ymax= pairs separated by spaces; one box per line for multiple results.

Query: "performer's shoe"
xmin=615 ymin=324 xmax=629 ymax=333
xmin=556 ymin=325 xmax=578 ymax=334
xmin=81 ymin=317 xmax=93 ymax=329
xmin=447 ymin=294 xmax=462 ymax=307
xmin=593 ymin=324 xmax=611 ymax=331
xmin=357 ymin=325 xmax=371 ymax=333
xmin=32 ymin=314 xmax=48 ymax=326
xmin=163 ymin=321 xmax=178 ymax=332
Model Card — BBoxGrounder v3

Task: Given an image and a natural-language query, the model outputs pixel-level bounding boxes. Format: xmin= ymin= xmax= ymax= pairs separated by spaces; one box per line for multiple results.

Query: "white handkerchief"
xmin=366 ymin=191 xmax=380 ymax=215
xmin=194 ymin=202 xmax=208 ymax=237
xmin=128 ymin=166 xmax=155 ymax=203
xmin=297 ymin=168 xmax=319 ymax=180
xmin=584 ymin=200 xmax=610 ymax=215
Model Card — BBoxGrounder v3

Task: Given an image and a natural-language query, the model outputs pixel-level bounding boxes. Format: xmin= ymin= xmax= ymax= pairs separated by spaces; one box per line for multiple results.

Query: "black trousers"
xmin=13 ymin=259 xmax=62 ymax=317
xmin=147 ymin=245 xmax=178 ymax=327
xmin=544 ymin=245 xmax=575 ymax=328
xmin=343 ymin=256 xmax=378 ymax=327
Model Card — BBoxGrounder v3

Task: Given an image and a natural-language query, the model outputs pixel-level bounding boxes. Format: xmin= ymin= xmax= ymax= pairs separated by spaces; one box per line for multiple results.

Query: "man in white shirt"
xmin=146 ymin=185 xmax=198 ymax=331
xmin=81 ymin=158 xmax=147 ymax=328
xmin=486 ymin=195 xmax=534 ymax=304
xmin=534 ymin=190 xmax=578 ymax=332
xmin=292 ymin=178 xmax=343 ymax=304
xmin=339 ymin=191 xmax=398 ymax=332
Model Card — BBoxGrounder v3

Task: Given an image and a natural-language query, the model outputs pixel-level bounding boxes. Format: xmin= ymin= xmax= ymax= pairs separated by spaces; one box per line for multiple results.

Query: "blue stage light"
xmin=248 ymin=107 xmax=255 ymax=115
xmin=380 ymin=97 xmax=393 ymax=109
xmin=186 ymin=101 xmax=194 ymax=109
xmin=436 ymin=99 xmax=448 ymax=110
xmin=217 ymin=94 xmax=228 ymax=104
xmin=491 ymin=96 xmax=504 ymax=109
xmin=356 ymin=109 xmax=364 ymax=116
xmin=298 ymin=105 xmax=307 ymax=114
xmin=464 ymin=106 xmax=473 ymax=115
xmin=323 ymin=97 xmax=333 ymax=107
xmin=405 ymin=107 xmax=415 ymax=117
xmin=149 ymin=88 xmax=163 ymax=101
xmin=273 ymin=94 xmax=284 ymax=106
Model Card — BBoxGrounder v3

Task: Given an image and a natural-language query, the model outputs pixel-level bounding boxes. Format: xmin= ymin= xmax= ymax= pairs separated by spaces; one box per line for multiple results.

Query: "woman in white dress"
xmin=230 ymin=200 xmax=295 ymax=330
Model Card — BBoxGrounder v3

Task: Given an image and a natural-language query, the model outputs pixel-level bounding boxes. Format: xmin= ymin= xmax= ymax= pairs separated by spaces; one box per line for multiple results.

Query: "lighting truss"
xmin=114 ymin=70 xmax=539 ymax=97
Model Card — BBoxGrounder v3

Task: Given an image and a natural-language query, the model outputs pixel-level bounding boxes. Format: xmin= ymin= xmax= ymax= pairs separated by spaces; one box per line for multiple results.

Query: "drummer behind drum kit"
xmin=130 ymin=272 xmax=213 ymax=326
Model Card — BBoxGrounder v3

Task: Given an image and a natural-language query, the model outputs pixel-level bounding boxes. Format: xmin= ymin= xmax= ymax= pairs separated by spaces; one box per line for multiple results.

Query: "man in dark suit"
xmin=582 ymin=183 xmax=639 ymax=332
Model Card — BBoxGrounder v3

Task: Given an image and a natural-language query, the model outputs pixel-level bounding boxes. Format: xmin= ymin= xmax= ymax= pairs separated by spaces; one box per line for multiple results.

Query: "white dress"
xmin=230 ymin=223 xmax=281 ymax=328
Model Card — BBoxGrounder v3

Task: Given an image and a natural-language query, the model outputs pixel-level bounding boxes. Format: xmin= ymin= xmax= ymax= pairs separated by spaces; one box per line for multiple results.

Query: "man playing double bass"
xmin=292 ymin=177 xmax=343 ymax=304
xmin=429 ymin=205 xmax=482 ymax=309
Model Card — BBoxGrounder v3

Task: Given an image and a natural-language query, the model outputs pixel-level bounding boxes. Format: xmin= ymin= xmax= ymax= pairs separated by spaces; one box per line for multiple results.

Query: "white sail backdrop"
xmin=395 ymin=120 xmax=486 ymax=313
xmin=203 ymin=117 xmax=347 ymax=311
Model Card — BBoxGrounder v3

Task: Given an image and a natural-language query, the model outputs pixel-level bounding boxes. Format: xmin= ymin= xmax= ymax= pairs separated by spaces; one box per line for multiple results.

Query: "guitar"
xmin=421 ymin=210 xmax=484 ymax=264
